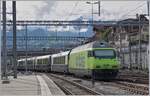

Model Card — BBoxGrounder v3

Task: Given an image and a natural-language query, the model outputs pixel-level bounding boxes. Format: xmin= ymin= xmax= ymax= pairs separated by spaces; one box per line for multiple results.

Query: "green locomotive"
xmin=69 ymin=41 xmax=119 ymax=79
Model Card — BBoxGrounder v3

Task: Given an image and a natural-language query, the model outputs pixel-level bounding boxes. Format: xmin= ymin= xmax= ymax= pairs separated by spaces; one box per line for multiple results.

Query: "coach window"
xmin=53 ymin=57 xmax=57 ymax=64
xmin=43 ymin=58 xmax=48 ymax=64
xmin=60 ymin=56 xmax=65 ymax=64
xmin=20 ymin=61 xmax=23 ymax=65
xmin=27 ymin=60 xmax=30 ymax=64
xmin=37 ymin=59 xmax=42 ymax=64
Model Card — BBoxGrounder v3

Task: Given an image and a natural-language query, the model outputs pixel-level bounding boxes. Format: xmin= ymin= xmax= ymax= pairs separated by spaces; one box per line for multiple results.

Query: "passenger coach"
xmin=51 ymin=51 xmax=69 ymax=73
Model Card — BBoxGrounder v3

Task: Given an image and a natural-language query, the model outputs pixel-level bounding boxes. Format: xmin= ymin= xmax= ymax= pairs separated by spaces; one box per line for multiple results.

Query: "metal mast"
xmin=2 ymin=1 xmax=7 ymax=80
xmin=12 ymin=1 xmax=17 ymax=78
xmin=25 ymin=25 xmax=28 ymax=74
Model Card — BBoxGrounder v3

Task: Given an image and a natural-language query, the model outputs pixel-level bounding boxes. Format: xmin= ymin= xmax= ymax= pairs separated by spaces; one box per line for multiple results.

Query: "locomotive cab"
xmin=87 ymin=48 xmax=119 ymax=79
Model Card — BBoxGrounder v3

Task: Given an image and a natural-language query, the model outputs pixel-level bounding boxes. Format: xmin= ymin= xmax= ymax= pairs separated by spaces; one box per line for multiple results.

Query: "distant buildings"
xmin=93 ymin=15 xmax=149 ymax=70
xmin=93 ymin=14 xmax=149 ymax=48
xmin=111 ymin=14 xmax=149 ymax=48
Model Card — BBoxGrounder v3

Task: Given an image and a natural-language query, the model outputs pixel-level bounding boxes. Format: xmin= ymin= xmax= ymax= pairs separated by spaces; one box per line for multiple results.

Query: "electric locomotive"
xmin=68 ymin=41 xmax=119 ymax=79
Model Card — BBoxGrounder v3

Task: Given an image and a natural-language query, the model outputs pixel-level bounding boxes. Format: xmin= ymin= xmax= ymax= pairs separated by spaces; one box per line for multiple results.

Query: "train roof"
xmin=36 ymin=55 xmax=51 ymax=59
xmin=51 ymin=51 xmax=70 ymax=58
xmin=18 ymin=57 xmax=35 ymax=61
xmin=18 ymin=55 xmax=51 ymax=61
xmin=18 ymin=59 xmax=25 ymax=61
xmin=71 ymin=41 xmax=111 ymax=53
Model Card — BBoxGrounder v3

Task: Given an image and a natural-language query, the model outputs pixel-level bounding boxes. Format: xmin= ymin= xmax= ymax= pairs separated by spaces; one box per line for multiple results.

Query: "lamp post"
xmin=86 ymin=1 xmax=101 ymax=23
xmin=147 ymin=0 xmax=149 ymax=16
xmin=86 ymin=1 xmax=101 ymax=87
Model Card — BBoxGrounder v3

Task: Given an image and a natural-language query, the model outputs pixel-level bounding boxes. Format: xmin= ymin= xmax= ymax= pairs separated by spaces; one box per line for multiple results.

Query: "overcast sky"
xmin=4 ymin=1 xmax=148 ymax=21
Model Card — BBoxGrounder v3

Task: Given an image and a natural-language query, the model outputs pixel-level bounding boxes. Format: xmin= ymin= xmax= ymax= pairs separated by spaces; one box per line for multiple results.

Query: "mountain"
xmin=6 ymin=17 xmax=95 ymax=50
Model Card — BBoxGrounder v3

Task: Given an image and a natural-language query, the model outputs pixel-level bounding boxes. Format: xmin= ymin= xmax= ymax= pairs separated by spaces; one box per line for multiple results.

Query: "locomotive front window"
xmin=94 ymin=50 xmax=115 ymax=58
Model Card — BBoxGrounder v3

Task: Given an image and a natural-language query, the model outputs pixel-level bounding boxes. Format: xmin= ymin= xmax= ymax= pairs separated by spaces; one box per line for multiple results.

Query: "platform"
xmin=0 ymin=73 xmax=65 ymax=96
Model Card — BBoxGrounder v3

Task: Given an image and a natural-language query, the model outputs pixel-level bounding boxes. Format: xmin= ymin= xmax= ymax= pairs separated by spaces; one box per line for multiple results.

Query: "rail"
xmin=47 ymin=74 xmax=103 ymax=95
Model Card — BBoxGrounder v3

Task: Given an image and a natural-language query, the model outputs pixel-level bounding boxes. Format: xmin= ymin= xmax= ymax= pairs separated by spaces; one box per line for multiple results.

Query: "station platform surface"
xmin=0 ymin=73 xmax=65 ymax=96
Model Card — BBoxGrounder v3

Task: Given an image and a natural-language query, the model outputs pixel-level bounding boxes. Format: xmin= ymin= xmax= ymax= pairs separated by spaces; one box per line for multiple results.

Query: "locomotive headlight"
xmin=96 ymin=65 xmax=101 ymax=68
xmin=99 ymin=42 xmax=105 ymax=47
xmin=112 ymin=65 xmax=118 ymax=68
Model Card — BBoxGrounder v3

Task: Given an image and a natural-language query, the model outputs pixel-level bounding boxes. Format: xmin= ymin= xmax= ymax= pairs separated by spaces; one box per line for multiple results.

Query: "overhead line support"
xmin=2 ymin=0 xmax=8 ymax=81
xmin=12 ymin=1 xmax=17 ymax=78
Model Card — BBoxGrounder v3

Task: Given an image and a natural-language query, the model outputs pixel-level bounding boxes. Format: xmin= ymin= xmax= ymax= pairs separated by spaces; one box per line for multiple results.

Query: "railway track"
xmin=47 ymin=73 xmax=149 ymax=95
xmin=117 ymin=75 xmax=148 ymax=84
xmin=112 ymin=81 xmax=149 ymax=95
xmin=117 ymin=70 xmax=149 ymax=84
xmin=46 ymin=73 xmax=103 ymax=95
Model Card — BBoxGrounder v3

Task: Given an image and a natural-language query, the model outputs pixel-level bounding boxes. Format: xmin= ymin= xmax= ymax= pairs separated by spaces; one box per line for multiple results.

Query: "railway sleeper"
xmin=117 ymin=82 xmax=148 ymax=91
xmin=50 ymin=74 xmax=102 ymax=95
xmin=118 ymin=85 xmax=148 ymax=95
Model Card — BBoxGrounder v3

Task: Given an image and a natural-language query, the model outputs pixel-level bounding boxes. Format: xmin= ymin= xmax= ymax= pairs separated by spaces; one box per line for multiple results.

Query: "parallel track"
xmin=47 ymin=74 xmax=103 ymax=95
xmin=117 ymin=74 xmax=148 ymax=84
xmin=113 ymin=81 xmax=149 ymax=95
xmin=117 ymin=70 xmax=149 ymax=84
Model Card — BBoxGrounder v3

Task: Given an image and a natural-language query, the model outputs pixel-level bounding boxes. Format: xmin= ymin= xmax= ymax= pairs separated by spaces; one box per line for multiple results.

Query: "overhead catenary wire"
xmin=121 ymin=2 xmax=146 ymax=18
xmin=65 ymin=1 xmax=79 ymax=20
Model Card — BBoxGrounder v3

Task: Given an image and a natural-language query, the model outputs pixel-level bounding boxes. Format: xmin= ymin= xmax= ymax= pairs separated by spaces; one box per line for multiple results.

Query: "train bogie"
xmin=51 ymin=65 xmax=68 ymax=73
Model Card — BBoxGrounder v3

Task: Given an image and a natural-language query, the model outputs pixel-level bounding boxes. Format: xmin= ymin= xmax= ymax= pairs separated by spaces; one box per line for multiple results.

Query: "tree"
xmin=94 ymin=27 xmax=112 ymax=42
